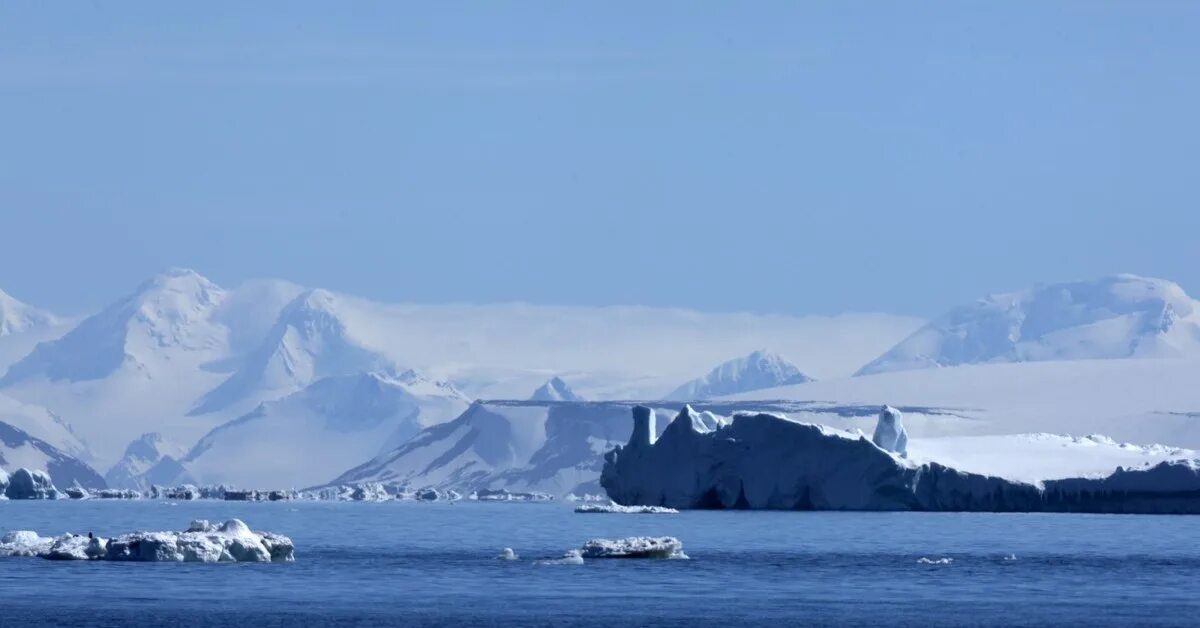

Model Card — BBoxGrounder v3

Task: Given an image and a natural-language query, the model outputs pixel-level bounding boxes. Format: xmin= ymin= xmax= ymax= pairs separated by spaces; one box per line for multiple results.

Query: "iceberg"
xmin=0 ymin=467 xmax=7 ymax=499
xmin=601 ymin=405 xmax=1200 ymax=513
xmin=4 ymin=468 xmax=59 ymax=500
xmin=871 ymin=406 xmax=908 ymax=456
xmin=0 ymin=531 xmax=54 ymax=557
xmin=574 ymin=502 xmax=678 ymax=514
xmin=0 ymin=520 xmax=294 ymax=562
xmin=496 ymin=548 xmax=519 ymax=560
xmin=579 ymin=537 xmax=687 ymax=559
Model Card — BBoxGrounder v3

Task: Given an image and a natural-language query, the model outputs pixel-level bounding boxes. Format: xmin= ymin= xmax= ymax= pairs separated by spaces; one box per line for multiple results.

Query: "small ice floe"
xmin=917 ymin=557 xmax=953 ymax=565
xmin=574 ymin=502 xmax=679 ymax=514
xmin=536 ymin=550 xmax=585 ymax=566
xmin=496 ymin=548 xmax=519 ymax=560
xmin=580 ymin=537 xmax=687 ymax=559
xmin=1002 ymin=553 xmax=1018 ymax=561
xmin=0 ymin=519 xmax=294 ymax=563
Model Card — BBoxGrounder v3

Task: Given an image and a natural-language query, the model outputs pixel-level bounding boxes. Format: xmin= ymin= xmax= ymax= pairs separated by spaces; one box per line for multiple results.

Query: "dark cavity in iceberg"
xmin=600 ymin=405 xmax=1200 ymax=514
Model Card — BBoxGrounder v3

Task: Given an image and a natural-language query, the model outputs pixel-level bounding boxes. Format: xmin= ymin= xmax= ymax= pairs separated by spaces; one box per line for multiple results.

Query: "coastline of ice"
xmin=601 ymin=405 xmax=1200 ymax=513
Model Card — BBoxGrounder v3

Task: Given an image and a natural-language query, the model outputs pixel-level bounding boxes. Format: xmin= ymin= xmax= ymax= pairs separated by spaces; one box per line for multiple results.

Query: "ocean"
xmin=2 ymin=500 xmax=1199 ymax=626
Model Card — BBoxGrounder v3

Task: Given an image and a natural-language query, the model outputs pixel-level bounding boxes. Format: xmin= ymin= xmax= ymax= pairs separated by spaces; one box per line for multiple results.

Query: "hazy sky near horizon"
xmin=1 ymin=2 xmax=1197 ymax=316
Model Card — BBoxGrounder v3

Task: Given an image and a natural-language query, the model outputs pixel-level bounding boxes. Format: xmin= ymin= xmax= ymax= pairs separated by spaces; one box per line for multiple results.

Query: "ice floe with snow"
xmin=574 ymin=502 xmax=678 ymax=514
xmin=0 ymin=519 xmax=293 ymax=562
xmin=579 ymin=536 xmax=687 ymax=559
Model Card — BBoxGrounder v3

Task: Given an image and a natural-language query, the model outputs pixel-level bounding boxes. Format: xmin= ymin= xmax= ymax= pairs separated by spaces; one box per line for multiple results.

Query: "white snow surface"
xmin=665 ymin=349 xmax=815 ymax=400
xmin=727 ymin=357 xmax=1200 ymax=450
xmin=574 ymin=502 xmax=678 ymax=514
xmin=906 ymin=433 xmax=1195 ymax=485
xmin=0 ymin=287 xmax=58 ymax=338
xmin=579 ymin=537 xmax=687 ymax=559
xmin=857 ymin=274 xmax=1200 ymax=375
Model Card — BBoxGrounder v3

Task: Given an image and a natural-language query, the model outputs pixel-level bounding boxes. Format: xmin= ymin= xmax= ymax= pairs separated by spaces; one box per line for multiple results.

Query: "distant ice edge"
xmin=600 ymin=405 xmax=1200 ymax=514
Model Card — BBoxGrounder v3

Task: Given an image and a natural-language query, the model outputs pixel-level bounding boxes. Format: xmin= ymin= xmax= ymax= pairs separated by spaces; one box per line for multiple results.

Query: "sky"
xmin=1 ymin=2 xmax=1197 ymax=317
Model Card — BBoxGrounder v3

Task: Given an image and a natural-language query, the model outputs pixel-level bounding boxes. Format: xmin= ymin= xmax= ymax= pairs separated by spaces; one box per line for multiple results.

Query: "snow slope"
xmin=727 ymin=358 xmax=1200 ymax=449
xmin=190 ymin=289 xmax=393 ymax=416
xmin=664 ymin=350 xmax=814 ymax=400
xmin=180 ymin=370 xmax=471 ymax=488
xmin=0 ymin=393 xmax=90 ymax=461
xmin=858 ymin=275 xmax=1200 ymax=376
xmin=0 ymin=421 xmax=105 ymax=489
xmin=530 ymin=377 xmax=584 ymax=402
xmin=0 ymin=287 xmax=58 ymax=337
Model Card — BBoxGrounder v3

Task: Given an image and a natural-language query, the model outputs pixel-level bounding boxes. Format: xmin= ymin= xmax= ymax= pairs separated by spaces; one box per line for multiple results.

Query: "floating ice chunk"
xmin=0 ymin=531 xmax=54 ymax=557
xmin=1002 ymin=553 xmax=1018 ymax=561
xmin=536 ymin=549 xmax=584 ymax=566
xmin=579 ymin=537 xmax=687 ymax=559
xmin=4 ymin=468 xmax=59 ymax=500
xmin=917 ymin=557 xmax=953 ymax=565
xmin=496 ymin=548 xmax=519 ymax=560
xmin=574 ymin=502 xmax=678 ymax=514
xmin=1 ymin=519 xmax=299 ymax=563
xmin=872 ymin=406 xmax=908 ymax=456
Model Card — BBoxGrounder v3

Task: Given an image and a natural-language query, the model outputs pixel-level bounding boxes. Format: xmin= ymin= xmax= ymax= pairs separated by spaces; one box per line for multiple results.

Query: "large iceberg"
xmin=0 ymin=520 xmax=294 ymax=562
xmin=4 ymin=468 xmax=59 ymax=500
xmin=601 ymin=405 xmax=1200 ymax=513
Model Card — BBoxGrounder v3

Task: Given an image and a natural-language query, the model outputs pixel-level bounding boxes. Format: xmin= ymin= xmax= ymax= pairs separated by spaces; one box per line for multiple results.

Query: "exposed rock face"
xmin=601 ymin=406 xmax=1200 ymax=513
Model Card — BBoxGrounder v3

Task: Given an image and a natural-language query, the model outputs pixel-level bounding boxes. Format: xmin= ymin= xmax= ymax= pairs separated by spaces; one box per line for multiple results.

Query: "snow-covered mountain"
xmin=104 ymin=432 xmax=188 ymax=490
xmin=1 ymin=268 xmax=228 ymax=385
xmin=0 ymin=420 xmax=105 ymax=489
xmin=664 ymin=350 xmax=815 ymax=400
xmin=857 ymin=275 xmax=1200 ymax=376
xmin=0 ymin=269 xmax=238 ymax=462
xmin=0 ymin=393 xmax=90 ymax=462
xmin=190 ymin=289 xmax=392 ymax=416
xmin=178 ymin=370 xmax=471 ymax=488
xmin=529 ymin=377 xmax=583 ymax=402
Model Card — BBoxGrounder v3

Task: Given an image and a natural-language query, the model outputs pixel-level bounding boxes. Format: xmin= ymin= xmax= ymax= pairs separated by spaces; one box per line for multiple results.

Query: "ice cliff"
xmin=601 ymin=406 xmax=1200 ymax=513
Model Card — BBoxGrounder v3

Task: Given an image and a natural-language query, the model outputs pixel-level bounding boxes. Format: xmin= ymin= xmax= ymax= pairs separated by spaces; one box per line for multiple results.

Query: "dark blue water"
xmin=2 ymin=500 xmax=1199 ymax=627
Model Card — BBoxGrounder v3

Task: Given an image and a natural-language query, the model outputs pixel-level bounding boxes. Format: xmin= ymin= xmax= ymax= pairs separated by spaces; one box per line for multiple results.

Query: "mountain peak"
xmin=530 ymin=376 xmax=584 ymax=402
xmin=664 ymin=350 xmax=815 ymax=400
xmin=0 ymin=287 xmax=58 ymax=336
xmin=856 ymin=274 xmax=1200 ymax=376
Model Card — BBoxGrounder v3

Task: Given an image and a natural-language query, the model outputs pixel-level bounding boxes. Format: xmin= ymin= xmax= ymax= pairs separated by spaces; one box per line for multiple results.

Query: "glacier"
xmin=601 ymin=405 xmax=1200 ymax=513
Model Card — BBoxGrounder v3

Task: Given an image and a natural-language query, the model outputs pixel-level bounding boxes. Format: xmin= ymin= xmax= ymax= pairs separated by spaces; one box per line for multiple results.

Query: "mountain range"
xmin=0 ymin=270 xmax=1198 ymax=493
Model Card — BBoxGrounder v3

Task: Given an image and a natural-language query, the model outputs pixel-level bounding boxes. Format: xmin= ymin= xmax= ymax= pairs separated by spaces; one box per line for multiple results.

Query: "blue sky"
xmin=1 ymin=2 xmax=1197 ymax=316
